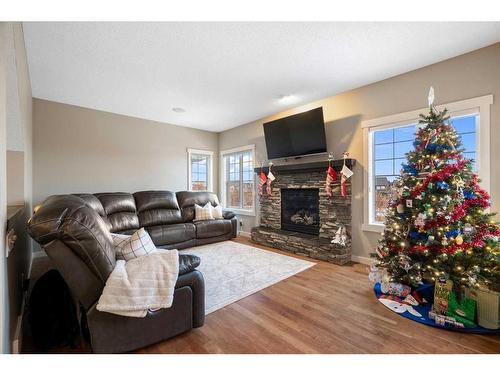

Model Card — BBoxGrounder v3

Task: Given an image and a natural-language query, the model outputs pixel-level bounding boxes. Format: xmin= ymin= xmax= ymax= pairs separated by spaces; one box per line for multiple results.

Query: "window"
xmin=187 ymin=149 xmax=213 ymax=192
xmin=220 ymin=145 xmax=255 ymax=214
xmin=362 ymin=95 xmax=492 ymax=232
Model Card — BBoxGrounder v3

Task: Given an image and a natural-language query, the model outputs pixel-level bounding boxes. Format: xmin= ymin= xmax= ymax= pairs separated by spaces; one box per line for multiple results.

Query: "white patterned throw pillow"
xmin=211 ymin=204 xmax=224 ymax=219
xmin=111 ymin=228 xmax=156 ymax=261
xmin=194 ymin=202 xmax=214 ymax=221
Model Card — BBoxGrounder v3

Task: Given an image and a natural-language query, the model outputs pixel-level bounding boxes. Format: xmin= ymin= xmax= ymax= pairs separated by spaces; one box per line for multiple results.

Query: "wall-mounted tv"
xmin=263 ymin=107 xmax=327 ymax=160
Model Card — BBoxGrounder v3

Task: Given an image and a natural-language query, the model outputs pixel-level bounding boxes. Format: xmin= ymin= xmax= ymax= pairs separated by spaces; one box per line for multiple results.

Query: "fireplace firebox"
xmin=281 ymin=188 xmax=320 ymax=235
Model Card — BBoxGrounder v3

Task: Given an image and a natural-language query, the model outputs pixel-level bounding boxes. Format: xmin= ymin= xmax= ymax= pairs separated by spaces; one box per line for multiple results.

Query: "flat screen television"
xmin=263 ymin=107 xmax=327 ymax=160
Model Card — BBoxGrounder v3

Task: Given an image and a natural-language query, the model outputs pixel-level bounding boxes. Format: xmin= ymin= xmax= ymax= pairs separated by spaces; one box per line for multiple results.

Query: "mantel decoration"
xmin=325 ymin=153 xmax=338 ymax=197
xmin=331 ymin=225 xmax=348 ymax=247
xmin=369 ymin=87 xmax=500 ymax=333
xmin=258 ymin=162 xmax=276 ymax=196
xmin=340 ymin=152 xmax=354 ymax=197
xmin=258 ymin=165 xmax=267 ymax=196
xmin=266 ymin=162 xmax=276 ymax=195
xmin=325 ymin=152 xmax=353 ymax=198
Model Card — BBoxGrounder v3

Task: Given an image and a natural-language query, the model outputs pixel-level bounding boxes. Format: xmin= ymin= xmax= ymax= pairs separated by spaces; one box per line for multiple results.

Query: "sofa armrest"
xmin=222 ymin=209 xmax=236 ymax=220
xmin=178 ymin=254 xmax=200 ymax=275
xmin=175 ymin=270 xmax=205 ymax=328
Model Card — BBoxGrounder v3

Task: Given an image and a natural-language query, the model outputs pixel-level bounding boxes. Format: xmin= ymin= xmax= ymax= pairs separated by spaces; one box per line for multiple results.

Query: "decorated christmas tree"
xmin=372 ymin=89 xmax=500 ymax=292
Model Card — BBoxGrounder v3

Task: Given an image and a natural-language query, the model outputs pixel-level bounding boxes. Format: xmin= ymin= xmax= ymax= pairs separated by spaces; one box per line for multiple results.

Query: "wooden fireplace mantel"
xmin=253 ymin=159 xmax=355 ymax=174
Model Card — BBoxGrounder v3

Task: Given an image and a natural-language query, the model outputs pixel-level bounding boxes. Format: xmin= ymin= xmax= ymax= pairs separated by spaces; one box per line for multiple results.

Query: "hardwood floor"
xmin=136 ymin=237 xmax=500 ymax=354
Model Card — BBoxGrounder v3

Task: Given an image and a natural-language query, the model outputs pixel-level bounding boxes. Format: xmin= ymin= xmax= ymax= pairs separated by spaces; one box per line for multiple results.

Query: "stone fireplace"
xmin=251 ymin=160 xmax=354 ymax=265
xmin=281 ymin=188 xmax=319 ymax=235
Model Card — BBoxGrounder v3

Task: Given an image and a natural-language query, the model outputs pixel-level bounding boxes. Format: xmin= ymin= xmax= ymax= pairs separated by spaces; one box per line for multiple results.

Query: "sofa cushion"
xmin=194 ymin=219 xmax=233 ymax=239
xmin=95 ymin=193 xmax=139 ymax=233
xmin=74 ymin=194 xmax=106 ymax=217
xmin=194 ymin=202 xmax=214 ymax=221
xmin=211 ymin=205 xmax=224 ymax=219
xmin=133 ymin=191 xmax=183 ymax=227
xmin=176 ymin=191 xmax=220 ymax=222
xmin=112 ymin=228 xmax=157 ymax=261
xmin=146 ymin=223 xmax=196 ymax=246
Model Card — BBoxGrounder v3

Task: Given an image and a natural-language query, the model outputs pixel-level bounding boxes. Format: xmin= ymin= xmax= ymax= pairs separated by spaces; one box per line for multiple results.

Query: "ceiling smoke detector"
xmin=172 ymin=107 xmax=186 ymax=113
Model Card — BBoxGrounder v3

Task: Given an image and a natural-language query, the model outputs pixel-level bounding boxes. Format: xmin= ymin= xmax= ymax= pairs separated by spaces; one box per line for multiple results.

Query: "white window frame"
xmin=220 ymin=144 xmax=256 ymax=216
xmin=362 ymin=94 xmax=493 ymax=233
xmin=187 ymin=148 xmax=214 ymax=192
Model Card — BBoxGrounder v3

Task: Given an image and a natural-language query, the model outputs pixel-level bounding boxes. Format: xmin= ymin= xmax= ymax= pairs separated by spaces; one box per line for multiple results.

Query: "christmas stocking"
xmin=325 ymin=166 xmax=337 ymax=197
xmin=340 ymin=163 xmax=353 ymax=197
xmin=266 ymin=170 xmax=275 ymax=195
xmin=258 ymin=170 xmax=267 ymax=196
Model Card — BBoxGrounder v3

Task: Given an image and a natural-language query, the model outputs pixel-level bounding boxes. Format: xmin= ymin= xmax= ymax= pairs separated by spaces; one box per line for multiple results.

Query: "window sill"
xmin=362 ymin=223 xmax=385 ymax=233
xmin=226 ymin=208 xmax=255 ymax=217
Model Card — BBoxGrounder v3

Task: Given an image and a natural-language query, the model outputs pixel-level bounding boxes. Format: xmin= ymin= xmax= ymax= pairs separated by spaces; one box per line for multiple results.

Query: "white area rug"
xmin=179 ymin=241 xmax=315 ymax=314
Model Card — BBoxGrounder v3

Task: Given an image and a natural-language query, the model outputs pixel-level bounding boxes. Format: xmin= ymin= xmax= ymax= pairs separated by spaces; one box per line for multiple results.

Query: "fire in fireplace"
xmin=281 ymin=188 xmax=320 ymax=235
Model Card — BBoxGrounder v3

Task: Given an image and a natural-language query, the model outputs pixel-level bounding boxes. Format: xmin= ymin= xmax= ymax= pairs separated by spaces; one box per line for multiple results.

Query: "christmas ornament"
xmin=428 ymin=86 xmax=435 ymax=107
xmin=455 ymin=235 xmax=464 ymax=245
xmin=398 ymin=255 xmax=412 ymax=272
xmin=414 ymin=213 xmax=426 ymax=229
xmin=396 ymin=203 xmax=405 ymax=214
xmin=463 ymin=223 xmax=473 ymax=234
xmin=405 ymin=199 xmax=413 ymax=208
xmin=437 ymin=181 xmax=449 ymax=190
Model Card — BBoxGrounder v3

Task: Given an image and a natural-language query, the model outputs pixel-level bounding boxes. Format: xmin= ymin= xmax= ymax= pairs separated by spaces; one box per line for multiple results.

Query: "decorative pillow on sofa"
xmin=194 ymin=202 xmax=214 ymax=221
xmin=111 ymin=228 xmax=156 ymax=261
xmin=211 ymin=204 xmax=224 ymax=219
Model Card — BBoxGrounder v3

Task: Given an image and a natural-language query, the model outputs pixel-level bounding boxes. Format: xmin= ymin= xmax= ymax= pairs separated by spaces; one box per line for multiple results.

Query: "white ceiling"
xmin=24 ymin=22 xmax=500 ymax=132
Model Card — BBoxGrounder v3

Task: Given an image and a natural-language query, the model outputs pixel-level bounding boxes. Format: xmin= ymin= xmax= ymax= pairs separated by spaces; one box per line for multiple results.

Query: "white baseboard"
xmin=351 ymin=255 xmax=372 ymax=265
xmin=239 ymin=231 xmax=251 ymax=238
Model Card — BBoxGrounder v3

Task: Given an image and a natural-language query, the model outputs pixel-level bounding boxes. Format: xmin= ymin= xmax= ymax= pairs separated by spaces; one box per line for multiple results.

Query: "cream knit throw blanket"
xmin=96 ymin=250 xmax=179 ymax=317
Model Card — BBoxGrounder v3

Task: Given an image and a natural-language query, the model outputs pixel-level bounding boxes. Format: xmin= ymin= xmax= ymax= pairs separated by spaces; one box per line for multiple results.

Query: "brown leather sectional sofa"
xmin=27 ymin=190 xmax=237 ymax=353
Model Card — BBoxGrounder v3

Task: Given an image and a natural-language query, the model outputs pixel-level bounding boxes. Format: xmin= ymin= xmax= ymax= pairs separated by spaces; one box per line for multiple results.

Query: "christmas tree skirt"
xmin=374 ymin=283 xmax=499 ymax=334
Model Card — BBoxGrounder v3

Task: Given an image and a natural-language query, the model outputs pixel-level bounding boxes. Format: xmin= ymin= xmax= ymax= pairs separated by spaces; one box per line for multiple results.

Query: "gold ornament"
xmin=455 ymin=235 xmax=464 ymax=245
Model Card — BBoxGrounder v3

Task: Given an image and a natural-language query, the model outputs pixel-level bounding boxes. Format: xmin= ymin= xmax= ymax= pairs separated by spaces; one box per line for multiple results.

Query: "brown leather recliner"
xmin=27 ymin=191 xmax=237 ymax=353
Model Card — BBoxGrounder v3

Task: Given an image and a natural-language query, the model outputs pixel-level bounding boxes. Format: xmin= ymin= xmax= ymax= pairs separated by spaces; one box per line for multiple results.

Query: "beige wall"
xmin=33 ymin=99 xmax=219 ymax=205
xmin=6 ymin=150 xmax=24 ymax=206
xmin=219 ymin=42 xmax=500 ymax=261
xmin=0 ymin=22 xmax=33 ymax=354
